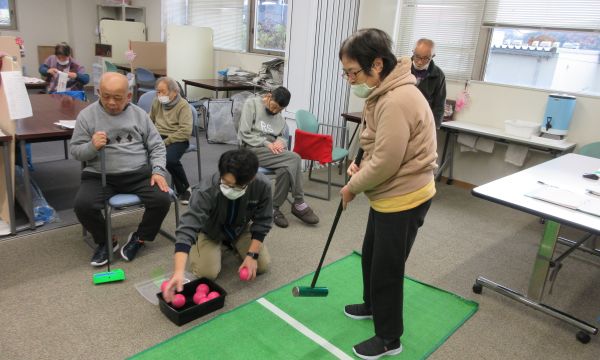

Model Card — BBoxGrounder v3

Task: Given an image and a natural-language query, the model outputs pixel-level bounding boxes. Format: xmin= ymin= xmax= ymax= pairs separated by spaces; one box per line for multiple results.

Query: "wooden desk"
xmin=15 ymin=94 xmax=87 ymax=228
xmin=0 ymin=133 xmax=15 ymax=234
xmin=472 ymin=154 xmax=599 ymax=343
xmin=182 ymin=79 xmax=257 ymax=98
xmin=25 ymin=81 xmax=47 ymax=90
xmin=113 ymin=63 xmax=166 ymax=78
xmin=437 ymin=121 xmax=576 ymax=184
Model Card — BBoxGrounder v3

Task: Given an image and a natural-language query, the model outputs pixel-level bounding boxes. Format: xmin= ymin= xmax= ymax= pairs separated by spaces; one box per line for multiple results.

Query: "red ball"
xmin=171 ymin=293 xmax=186 ymax=308
xmin=196 ymin=283 xmax=209 ymax=295
xmin=193 ymin=292 xmax=207 ymax=305
xmin=161 ymin=280 xmax=169 ymax=293
xmin=239 ymin=267 xmax=250 ymax=281
xmin=207 ymin=291 xmax=220 ymax=300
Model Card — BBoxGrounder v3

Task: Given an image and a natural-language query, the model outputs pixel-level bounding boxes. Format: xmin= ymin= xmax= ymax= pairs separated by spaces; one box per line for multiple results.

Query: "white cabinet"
xmin=97 ymin=4 xmax=146 ymax=40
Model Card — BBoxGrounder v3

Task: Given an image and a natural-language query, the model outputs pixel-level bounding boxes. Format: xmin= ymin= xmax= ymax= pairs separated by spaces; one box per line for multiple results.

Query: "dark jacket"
xmin=412 ymin=60 xmax=446 ymax=129
xmin=175 ymin=172 xmax=273 ymax=254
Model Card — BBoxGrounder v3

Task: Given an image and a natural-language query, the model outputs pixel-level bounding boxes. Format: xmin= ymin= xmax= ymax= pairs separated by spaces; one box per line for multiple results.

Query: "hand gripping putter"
xmin=292 ymin=148 xmax=364 ymax=297
xmin=93 ymin=149 xmax=126 ymax=284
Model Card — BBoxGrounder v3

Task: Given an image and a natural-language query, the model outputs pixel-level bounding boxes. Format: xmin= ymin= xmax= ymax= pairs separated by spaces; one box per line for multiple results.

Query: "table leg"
xmin=473 ymin=220 xmax=598 ymax=340
xmin=19 ymin=140 xmax=36 ymax=229
xmin=435 ymin=130 xmax=454 ymax=184
xmin=2 ymin=144 xmax=16 ymax=234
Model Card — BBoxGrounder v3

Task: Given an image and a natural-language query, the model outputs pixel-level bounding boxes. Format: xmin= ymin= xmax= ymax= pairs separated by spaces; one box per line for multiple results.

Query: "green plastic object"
xmin=93 ymin=268 xmax=126 ymax=284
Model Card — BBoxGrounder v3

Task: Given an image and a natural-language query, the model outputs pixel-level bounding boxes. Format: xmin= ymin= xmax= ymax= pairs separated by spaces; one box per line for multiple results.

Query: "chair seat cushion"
xmin=332 ymin=147 xmax=349 ymax=162
xmin=109 ymin=194 xmax=141 ymax=208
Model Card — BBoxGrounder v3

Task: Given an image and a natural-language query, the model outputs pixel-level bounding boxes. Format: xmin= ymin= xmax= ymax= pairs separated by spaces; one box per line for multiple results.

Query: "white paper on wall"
xmin=0 ymin=71 xmax=32 ymax=120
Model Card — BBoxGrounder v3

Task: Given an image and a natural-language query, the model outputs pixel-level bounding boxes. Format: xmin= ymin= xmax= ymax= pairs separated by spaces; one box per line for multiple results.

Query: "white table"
xmin=436 ymin=121 xmax=576 ymax=184
xmin=472 ymin=153 xmax=600 ymax=343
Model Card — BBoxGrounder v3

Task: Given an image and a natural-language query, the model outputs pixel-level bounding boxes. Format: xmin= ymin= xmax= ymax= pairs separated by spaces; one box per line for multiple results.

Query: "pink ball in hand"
xmin=239 ymin=267 xmax=250 ymax=281
xmin=206 ymin=291 xmax=220 ymax=300
xmin=161 ymin=280 xmax=169 ymax=293
xmin=171 ymin=293 xmax=186 ymax=309
xmin=196 ymin=283 xmax=209 ymax=295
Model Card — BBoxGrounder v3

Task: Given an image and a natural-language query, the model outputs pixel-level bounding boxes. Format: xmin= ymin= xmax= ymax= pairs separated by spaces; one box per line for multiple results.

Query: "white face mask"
xmin=351 ymin=82 xmax=377 ymax=98
xmin=57 ymin=59 xmax=70 ymax=66
xmin=412 ymin=61 xmax=430 ymax=71
xmin=158 ymin=95 xmax=170 ymax=104
xmin=220 ymin=184 xmax=247 ymax=200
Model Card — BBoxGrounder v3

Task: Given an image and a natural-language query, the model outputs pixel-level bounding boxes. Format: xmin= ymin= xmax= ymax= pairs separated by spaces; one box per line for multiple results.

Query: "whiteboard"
xmin=166 ymin=25 xmax=214 ymax=99
xmin=99 ymin=20 xmax=146 ymax=64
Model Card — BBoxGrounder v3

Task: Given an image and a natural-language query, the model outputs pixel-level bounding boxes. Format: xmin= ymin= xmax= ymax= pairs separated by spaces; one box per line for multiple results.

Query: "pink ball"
xmin=196 ymin=283 xmax=209 ymax=295
xmin=171 ymin=293 xmax=186 ymax=308
xmin=206 ymin=291 xmax=220 ymax=300
xmin=193 ymin=292 xmax=207 ymax=305
xmin=161 ymin=280 xmax=169 ymax=293
xmin=239 ymin=267 xmax=250 ymax=281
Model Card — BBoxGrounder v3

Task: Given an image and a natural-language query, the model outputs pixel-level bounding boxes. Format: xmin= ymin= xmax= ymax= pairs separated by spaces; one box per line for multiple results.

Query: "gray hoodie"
xmin=69 ymin=101 xmax=166 ymax=177
xmin=238 ymin=96 xmax=287 ymax=147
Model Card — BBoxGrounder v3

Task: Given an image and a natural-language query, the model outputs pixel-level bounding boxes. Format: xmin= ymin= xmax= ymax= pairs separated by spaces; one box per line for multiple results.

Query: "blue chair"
xmin=135 ymin=67 xmax=156 ymax=102
xmin=105 ymin=61 xmax=119 ymax=73
xmin=579 ymin=142 xmax=600 ymax=158
xmin=54 ymin=90 xmax=87 ymax=101
xmin=82 ymin=150 xmax=180 ymax=257
xmin=295 ymin=109 xmax=349 ymax=201
xmin=137 ymin=90 xmax=156 ymax=113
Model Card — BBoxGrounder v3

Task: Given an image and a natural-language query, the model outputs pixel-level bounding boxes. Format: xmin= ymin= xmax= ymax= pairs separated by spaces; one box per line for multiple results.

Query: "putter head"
xmin=93 ymin=268 xmax=126 ymax=284
xmin=292 ymin=286 xmax=329 ymax=297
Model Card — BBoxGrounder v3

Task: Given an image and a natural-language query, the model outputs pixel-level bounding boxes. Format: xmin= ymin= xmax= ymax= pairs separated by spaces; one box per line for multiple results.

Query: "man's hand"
xmin=240 ymin=257 xmax=258 ymax=281
xmin=67 ymin=72 xmax=77 ymax=79
xmin=267 ymin=141 xmax=284 ymax=154
xmin=151 ymin=174 xmax=169 ymax=192
xmin=47 ymin=68 xmax=59 ymax=76
xmin=347 ymin=160 xmax=360 ymax=177
xmin=162 ymin=271 xmax=185 ymax=303
xmin=340 ymin=185 xmax=356 ymax=210
xmin=92 ymin=131 xmax=107 ymax=150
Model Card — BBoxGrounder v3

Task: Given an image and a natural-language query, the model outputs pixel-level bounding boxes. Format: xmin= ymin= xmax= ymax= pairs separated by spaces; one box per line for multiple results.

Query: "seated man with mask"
xmin=149 ymin=77 xmax=193 ymax=204
xmin=238 ymin=87 xmax=319 ymax=228
xmin=162 ymin=149 xmax=272 ymax=298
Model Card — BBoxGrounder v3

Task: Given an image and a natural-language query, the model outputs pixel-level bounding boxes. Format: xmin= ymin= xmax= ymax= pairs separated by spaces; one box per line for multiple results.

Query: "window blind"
xmin=188 ymin=0 xmax=247 ymax=51
xmin=483 ymin=0 xmax=600 ymax=31
xmin=395 ymin=0 xmax=485 ymax=81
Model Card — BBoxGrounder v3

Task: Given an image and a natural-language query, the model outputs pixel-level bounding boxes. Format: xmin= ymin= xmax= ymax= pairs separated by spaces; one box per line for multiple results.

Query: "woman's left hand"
xmin=68 ymin=72 xmax=77 ymax=79
xmin=340 ymin=185 xmax=356 ymax=210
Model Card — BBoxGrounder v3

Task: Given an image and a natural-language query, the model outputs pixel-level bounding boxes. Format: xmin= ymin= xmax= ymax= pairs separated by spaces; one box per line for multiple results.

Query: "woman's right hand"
xmin=347 ymin=160 xmax=360 ymax=177
xmin=163 ymin=272 xmax=185 ymax=303
xmin=47 ymin=68 xmax=58 ymax=76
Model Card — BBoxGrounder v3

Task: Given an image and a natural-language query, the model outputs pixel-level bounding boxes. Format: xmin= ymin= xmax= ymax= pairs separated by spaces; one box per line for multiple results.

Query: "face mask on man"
xmin=57 ymin=59 xmax=70 ymax=66
xmin=158 ymin=95 xmax=170 ymax=104
xmin=265 ymin=107 xmax=277 ymax=116
xmin=220 ymin=184 xmax=247 ymax=200
xmin=351 ymin=82 xmax=377 ymax=98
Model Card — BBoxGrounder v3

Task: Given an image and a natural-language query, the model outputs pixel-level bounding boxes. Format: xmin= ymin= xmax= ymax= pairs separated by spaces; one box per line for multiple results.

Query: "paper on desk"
xmin=0 ymin=71 xmax=33 ymax=120
xmin=526 ymin=186 xmax=600 ymax=217
xmin=23 ymin=76 xmax=45 ymax=84
xmin=56 ymin=71 xmax=68 ymax=92
xmin=54 ymin=120 xmax=76 ymax=129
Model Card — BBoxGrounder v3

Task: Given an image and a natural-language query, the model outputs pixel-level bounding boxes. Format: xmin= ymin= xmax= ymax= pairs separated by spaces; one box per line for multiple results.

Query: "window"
xmin=481 ymin=0 xmax=600 ymax=96
xmin=162 ymin=0 xmax=288 ymax=55
xmin=249 ymin=0 xmax=288 ymax=56
xmin=394 ymin=0 xmax=485 ymax=81
xmin=0 ymin=0 xmax=17 ymax=30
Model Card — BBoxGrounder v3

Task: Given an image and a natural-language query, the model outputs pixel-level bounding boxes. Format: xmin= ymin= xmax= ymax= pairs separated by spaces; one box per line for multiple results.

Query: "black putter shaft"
xmin=308 ymin=148 xmax=364 ymax=289
xmin=100 ymin=149 xmax=112 ymax=272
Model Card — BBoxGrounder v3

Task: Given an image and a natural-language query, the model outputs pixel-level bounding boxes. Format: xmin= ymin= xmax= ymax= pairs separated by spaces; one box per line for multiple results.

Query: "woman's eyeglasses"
xmin=341 ymin=68 xmax=365 ymax=80
xmin=220 ymin=179 xmax=247 ymax=191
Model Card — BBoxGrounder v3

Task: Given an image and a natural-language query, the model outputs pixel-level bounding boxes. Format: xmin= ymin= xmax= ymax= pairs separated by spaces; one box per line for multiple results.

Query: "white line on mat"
xmin=257 ymin=298 xmax=352 ymax=360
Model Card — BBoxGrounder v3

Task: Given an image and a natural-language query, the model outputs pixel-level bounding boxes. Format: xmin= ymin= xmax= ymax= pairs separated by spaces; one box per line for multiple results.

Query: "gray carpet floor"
xmin=1 ymin=178 xmax=599 ymax=359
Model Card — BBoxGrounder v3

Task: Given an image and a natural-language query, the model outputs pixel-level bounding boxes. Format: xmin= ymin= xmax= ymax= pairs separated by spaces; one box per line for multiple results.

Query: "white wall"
xmin=132 ymin=0 xmax=161 ymax=41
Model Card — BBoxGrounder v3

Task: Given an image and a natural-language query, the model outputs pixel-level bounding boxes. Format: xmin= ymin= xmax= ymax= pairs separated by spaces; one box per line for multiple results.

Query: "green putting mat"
xmin=131 ymin=253 xmax=478 ymax=359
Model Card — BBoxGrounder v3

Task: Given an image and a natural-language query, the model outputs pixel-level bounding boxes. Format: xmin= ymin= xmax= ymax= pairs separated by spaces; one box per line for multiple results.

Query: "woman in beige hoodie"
xmin=338 ymin=28 xmax=438 ymax=359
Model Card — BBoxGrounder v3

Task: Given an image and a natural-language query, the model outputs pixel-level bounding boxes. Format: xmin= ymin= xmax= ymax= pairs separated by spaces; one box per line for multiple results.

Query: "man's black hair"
xmin=55 ymin=42 xmax=72 ymax=57
xmin=338 ymin=28 xmax=397 ymax=80
xmin=218 ymin=149 xmax=259 ymax=186
xmin=271 ymin=86 xmax=291 ymax=108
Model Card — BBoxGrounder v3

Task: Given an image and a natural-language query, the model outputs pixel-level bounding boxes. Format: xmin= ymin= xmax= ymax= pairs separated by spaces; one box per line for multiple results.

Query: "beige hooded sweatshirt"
xmin=347 ymin=57 xmax=438 ymax=204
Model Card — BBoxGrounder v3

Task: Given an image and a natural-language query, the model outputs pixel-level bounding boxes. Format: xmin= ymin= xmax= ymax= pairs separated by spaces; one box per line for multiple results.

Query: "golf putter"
xmin=292 ymin=148 xmax=364 ymax=297
xmin=93 ymin=148 xmax=125 ymax=284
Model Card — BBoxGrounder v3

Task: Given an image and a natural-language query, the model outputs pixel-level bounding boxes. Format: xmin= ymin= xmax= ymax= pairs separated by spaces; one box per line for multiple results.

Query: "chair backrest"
xmin=296 ymin=110 xmax=319 ymax=134
xmin=135 ymin=67 xmax=156 ymax=88
xmin=578 ymin=142 xmax=600 ymax=159
xmin=137 ymin=90 xmax=156 ymax=112
xmin=105 ymin=61 xmax=118 ymax=73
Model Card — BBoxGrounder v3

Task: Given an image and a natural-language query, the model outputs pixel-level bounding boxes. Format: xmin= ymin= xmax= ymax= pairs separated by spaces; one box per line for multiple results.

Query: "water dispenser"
xmin=541 ymin=94 xmax=576 ymax=136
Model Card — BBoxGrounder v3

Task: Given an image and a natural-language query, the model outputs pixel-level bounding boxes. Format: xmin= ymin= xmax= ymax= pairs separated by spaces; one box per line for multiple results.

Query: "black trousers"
xmin=165 ymin=140 xmax=190 ymax=195
xmin=361 ymin=199 xmax=432 ymax=339
xmin=74 ymin=166 xmax=171 ymax=245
